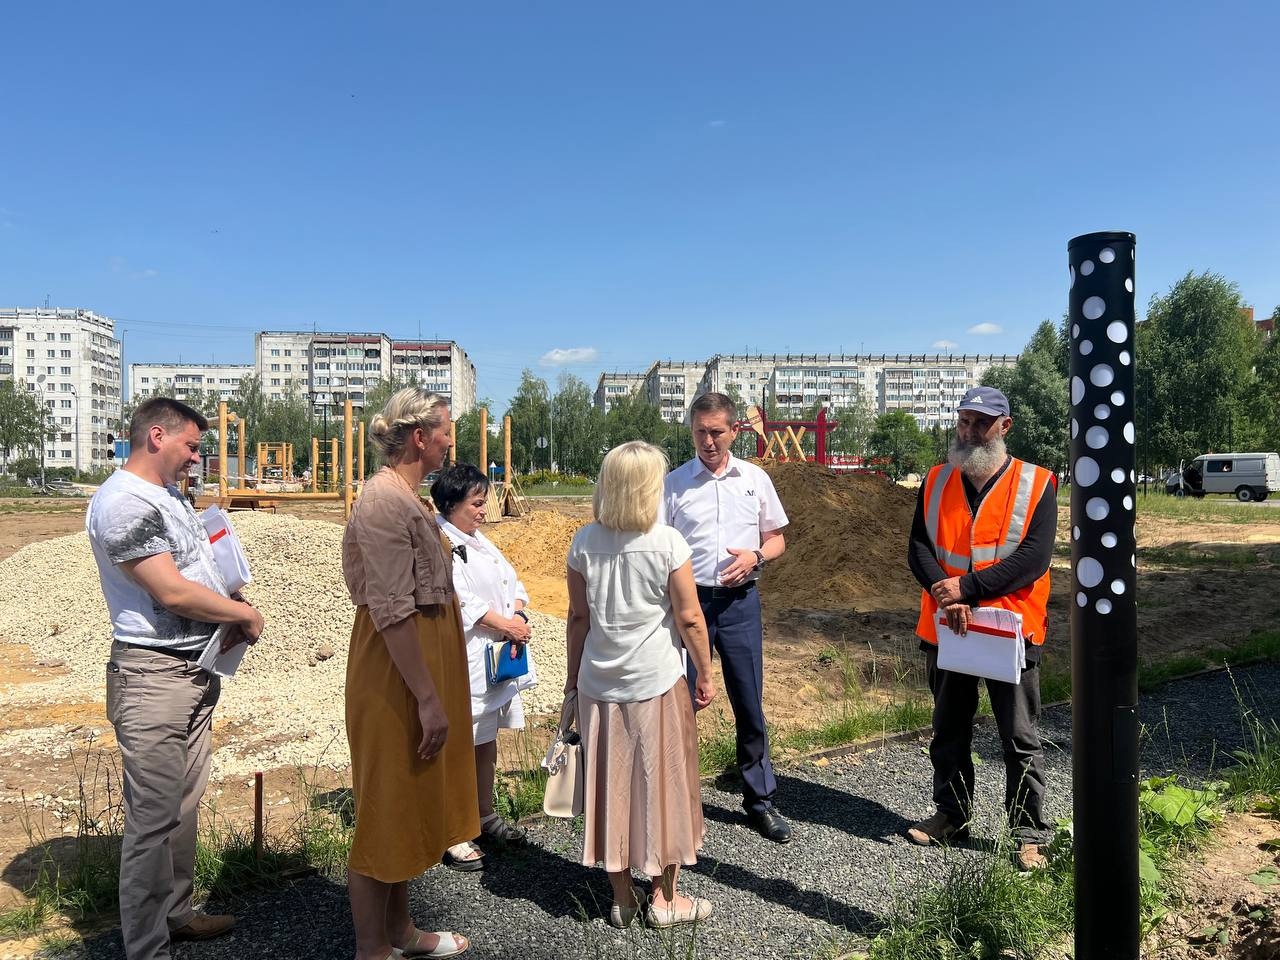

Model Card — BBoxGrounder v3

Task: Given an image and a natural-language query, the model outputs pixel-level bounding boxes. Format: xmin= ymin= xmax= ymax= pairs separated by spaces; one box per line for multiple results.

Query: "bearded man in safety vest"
xmin=905 ymin=386 xmax=1057 ymax=871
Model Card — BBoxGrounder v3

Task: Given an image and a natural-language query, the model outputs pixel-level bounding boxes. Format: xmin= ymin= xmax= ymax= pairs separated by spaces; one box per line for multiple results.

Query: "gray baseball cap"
xmin=957 ymin=386 xmax=1010 ymax=417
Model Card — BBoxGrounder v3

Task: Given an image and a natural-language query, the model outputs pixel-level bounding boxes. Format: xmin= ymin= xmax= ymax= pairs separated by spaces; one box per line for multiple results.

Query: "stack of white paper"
xmin=198 ymin=626 xmax=250 ymax=678
xmin=199 ymin=505 xmax=252 ymax=595
xmin=936 ymin=608 xmax=1026 ymax=684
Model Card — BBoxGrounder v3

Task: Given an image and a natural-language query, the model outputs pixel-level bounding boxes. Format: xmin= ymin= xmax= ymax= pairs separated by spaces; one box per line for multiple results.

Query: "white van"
xmin=1169 ymin=452 xmax=1280 ymax=502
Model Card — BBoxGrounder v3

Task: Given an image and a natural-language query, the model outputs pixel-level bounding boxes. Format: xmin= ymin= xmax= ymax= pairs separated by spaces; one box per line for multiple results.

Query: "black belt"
xmin=114 ymin=641 xmax=204 ymax=661
xmin=696 ymin=581 xmax=757 ymax=600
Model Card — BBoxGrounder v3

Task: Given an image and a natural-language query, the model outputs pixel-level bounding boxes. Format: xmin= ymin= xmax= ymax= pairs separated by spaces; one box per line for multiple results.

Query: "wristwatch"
xmin=513 ymin=609 xmax=529 ymax=623
xmin=753 ymin=549 xmax=766 ymax=570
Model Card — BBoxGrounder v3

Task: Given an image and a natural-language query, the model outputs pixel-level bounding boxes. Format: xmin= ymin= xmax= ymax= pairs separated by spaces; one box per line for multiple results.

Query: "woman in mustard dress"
xmin=342 ymin=386 xmax=478 ymax=960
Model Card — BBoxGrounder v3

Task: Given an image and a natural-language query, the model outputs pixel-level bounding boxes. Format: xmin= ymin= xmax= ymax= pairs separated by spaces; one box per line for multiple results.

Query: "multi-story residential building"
xmin=768 ymin=354 xmax=1017 ymax=428
xmin=254 ymin=331 xmax=477 ymax=415
xmin=695 ymin=355 xmax=779 ymax=410
xmin=593 ymin=372 xmax=646 ymax=412
xmin=390 ymin=340 xmax=477 ymax=415
xmin=641 ymin=360 xmax=706 ymax=423
xmin=129 ymin=363 xmax=254 ymax=404
xmin=0 ymin=307 xmax=123 ymax=471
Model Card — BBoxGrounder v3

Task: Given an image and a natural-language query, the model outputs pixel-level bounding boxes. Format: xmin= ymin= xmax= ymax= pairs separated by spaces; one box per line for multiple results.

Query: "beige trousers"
xmin=107 ymin=642 xmax=219 ymax=960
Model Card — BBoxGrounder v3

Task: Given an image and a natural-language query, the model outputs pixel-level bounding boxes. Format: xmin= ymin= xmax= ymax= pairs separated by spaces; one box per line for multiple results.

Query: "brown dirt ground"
xmin=2 ymin=481 xmax=1280 ymax=936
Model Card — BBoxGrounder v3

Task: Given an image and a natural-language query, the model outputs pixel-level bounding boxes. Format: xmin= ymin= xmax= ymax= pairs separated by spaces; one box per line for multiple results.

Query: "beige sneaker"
xmin=170 ymin=913 xmax=235 ymax=941
xmin=1016 ymin=843 xmax=1048 ymax=871
xmin=906 ymin=811 xmax=969 ymax=845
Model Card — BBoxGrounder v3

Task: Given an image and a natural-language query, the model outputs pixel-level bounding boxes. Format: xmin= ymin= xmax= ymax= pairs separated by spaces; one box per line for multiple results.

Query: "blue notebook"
xmin=486 ymin=641 xmax=529 ymax=685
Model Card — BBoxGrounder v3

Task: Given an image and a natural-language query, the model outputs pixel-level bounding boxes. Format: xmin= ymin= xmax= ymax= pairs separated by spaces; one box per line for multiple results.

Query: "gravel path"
xmin=60 ymin=662 xmax=1280 ymax=960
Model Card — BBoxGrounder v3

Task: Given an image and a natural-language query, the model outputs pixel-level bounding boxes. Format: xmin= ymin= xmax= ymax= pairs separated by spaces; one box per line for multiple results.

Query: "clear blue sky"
xmin=3 ymin=2 xmax=1277 ymax=410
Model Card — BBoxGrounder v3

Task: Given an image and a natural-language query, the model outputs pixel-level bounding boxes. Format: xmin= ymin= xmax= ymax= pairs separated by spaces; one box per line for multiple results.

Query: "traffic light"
xmin=106 ymin=433 xmax=115 ymax=459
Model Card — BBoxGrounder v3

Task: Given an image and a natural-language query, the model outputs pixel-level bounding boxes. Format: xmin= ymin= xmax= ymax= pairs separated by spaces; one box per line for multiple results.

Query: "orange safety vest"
xmin=915 ymin=458 xmax=1057 ymax=647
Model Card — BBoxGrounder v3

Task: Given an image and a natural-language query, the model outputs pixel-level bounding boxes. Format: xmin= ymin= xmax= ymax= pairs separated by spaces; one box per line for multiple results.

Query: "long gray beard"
xmin=948 ymin=434 xmax=1007 ymax=480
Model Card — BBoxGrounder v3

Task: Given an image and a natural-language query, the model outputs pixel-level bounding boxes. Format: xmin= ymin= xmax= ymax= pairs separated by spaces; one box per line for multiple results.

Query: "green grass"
xmin=782 ymin=700 xmax=933 ymax=755
xmin=522 ymin=485 xmax=593 ymax=498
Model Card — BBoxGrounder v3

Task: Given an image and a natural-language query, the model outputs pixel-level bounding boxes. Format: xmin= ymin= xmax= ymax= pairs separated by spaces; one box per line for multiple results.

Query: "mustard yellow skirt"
xmin=345 ymin=602 xmax=479 ymax=883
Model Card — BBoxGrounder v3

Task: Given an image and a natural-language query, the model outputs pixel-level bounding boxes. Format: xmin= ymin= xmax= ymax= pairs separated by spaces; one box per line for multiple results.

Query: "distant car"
xmin=1136 ymin=474 xmax=1156 ymax=484
xmin=1165 ymin=453 xmax=1280 ymax=501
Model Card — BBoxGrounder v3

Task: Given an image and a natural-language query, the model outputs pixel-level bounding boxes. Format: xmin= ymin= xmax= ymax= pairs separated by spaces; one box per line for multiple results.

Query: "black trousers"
xmin=925 ymin=646 xmax=1052 ymax=844
xmin=687 ymin=585 xmax=777 ymax=814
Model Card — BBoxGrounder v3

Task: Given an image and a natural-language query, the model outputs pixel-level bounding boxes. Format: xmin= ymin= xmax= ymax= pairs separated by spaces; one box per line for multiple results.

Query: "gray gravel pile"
xmin=0 ymin=514 xmax=567 ymax=777
xmin=65 ymin=661 xmax=1280 ymax=960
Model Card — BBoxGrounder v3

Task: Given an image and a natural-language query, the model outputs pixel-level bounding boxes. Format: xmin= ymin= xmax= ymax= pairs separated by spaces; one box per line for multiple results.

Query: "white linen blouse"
xmin=437 ymin=516 xmax=538 ymax=719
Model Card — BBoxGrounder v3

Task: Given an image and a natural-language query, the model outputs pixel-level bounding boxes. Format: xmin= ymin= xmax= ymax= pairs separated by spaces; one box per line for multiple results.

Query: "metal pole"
xmin=1068 ymin=230 xmax=1139 ymax=960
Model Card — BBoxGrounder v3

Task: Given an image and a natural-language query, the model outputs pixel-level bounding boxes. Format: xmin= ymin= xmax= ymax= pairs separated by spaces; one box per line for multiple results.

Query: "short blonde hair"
xmin=368 ymin=386 xmax=448 ymax=463
xmin=593 ymin=441 xmax=667 ymax=532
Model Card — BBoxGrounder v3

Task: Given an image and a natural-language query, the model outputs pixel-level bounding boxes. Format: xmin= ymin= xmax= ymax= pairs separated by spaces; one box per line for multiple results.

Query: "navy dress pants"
xmin=687 ymin=585 xmax=777 ymax=814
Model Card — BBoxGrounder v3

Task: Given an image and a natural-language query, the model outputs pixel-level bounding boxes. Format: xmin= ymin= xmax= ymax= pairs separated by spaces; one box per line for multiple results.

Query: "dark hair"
xmin=129 ymin=397 xmax=208 ymax=447
xmin=430 ymin=464 xmax=489 ymax=519
xmin=689 ymin=391 xmax=737 ymax=422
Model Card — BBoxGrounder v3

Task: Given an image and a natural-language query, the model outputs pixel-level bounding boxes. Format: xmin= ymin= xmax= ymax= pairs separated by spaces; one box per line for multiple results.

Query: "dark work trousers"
xmin=687 ymin=584 xmax=777 ymax=814
xmin=925 ymin=646 xmax=1052 ymax=844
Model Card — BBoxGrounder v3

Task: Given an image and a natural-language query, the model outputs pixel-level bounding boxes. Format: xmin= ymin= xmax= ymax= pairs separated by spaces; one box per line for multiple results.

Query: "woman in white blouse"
xmin=566 ymin=441 xmax=717 ymax=929
xmin=432 ymin=464 xmax=537 ymax=867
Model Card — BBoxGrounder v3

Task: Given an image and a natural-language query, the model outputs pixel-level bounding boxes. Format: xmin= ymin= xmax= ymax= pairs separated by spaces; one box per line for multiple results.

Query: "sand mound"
xmin=486 ymin=511 xmax=587 ymax=582
xmin=0 ymin=512 xmax=569 ymax=775
xmin=759 ymin=462 xmax=920 ymax=612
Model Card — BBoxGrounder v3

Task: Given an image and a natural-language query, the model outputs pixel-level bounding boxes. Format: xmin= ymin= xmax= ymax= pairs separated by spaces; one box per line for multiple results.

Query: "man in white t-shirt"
xmin=662 ymin=392 xmax=792 ymax=843
xmin=86 ymin=398 xmax=264 ymax=960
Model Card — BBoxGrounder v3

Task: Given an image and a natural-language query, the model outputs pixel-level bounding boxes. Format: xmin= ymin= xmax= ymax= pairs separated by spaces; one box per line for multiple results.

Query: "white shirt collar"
xmin=437 ymin=516 xmax=484 ymax=548
xmin=692 ymin=452 xmax=742 ymax=481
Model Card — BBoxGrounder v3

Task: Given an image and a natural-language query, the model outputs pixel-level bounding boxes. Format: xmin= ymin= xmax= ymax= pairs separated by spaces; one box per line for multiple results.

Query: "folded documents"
xmin=198 ymin=625 xmax=250 ymax=678
xmin=936 ymin=607 xmax=1026 ymax=684
xmin=199 ymin=505 xmax=252 ymax=595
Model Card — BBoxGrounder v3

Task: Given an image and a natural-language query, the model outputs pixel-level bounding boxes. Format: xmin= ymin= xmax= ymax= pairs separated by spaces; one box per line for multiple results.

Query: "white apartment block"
xmin=695 ymin=355 xmax=777 ymax=410
xmin=391 ymin=340 xmax=477 ymax=416
xmin=0 ymin=307 xmax=123 ymax=471
xmin=254 ymin=331 xmax=477 ymax=415
xmin=129 ymin=363 xmax=254 ymax=404
xmin=768 ymin=354 xmax=1018 ymax=428
xmin=593 ymin=372 xmax=646 ymax=411
xmin=641 ymin=361 xmax=706 ymax=423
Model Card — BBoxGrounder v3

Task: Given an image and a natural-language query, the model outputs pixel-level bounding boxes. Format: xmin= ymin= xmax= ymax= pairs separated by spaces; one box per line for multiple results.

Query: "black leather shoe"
xmin=747 ymin=806 xmax=792 ymax=843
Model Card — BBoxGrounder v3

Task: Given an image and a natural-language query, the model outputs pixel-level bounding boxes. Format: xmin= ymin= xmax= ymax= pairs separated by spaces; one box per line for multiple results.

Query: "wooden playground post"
xmin=310 ymin=437 xmax=318 ymax=492
xmin=503 ymin=415 xmax=512 ymax=482
xmin=357 ymin=421 xmax=366 ymax=484
xmin=237 ymin=416 xmax=246 ymax=490
xmin=255 ymin=443 xmax=263 ymax=480
xmin=343 ymin=400 xmax=354 ymax=519
xmin=479 ymin=408 xmax=488 ymax=473
xmin=218 ymin=402 xmax=229 ymax=498
xmin=329 ymin=438 xmax=339 ymax=493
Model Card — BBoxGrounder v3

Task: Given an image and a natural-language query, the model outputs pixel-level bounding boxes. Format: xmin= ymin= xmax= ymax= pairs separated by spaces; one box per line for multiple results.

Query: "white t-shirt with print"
xmin=86 ymin=469 xmax=229 ymax=652
xmin=566 ymin=522 xmax=692 ymax=703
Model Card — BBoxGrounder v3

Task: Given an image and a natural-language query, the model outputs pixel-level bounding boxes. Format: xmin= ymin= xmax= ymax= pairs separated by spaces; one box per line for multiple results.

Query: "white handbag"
xmin=541 ymin=693 xmax=584 ymax=818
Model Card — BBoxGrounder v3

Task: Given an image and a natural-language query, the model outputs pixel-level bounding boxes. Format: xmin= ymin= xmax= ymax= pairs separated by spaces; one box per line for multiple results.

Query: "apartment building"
xmin=593 ymin=372 xmax=646 ymax=411
xmin=641 ymin=360 xmax=706 ymax=423
xmin=129 ymin=363 xmax=254 ymax=403
xmin=695 ymin=355 xmax=779 ymax=410
xmin=253 ymin=331 xmax=477 ymax=415
xmin=0 ymin=307 xmax=123 ymax=471
xmin=390 ymin=340 xmax=477 ymax=415
xmin=768 ymin=354 xmax=1018 ymax=427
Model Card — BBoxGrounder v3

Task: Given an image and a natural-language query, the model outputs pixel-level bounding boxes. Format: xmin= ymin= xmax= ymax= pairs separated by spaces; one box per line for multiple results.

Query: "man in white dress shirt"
xmin=662 ymin=392 xmax=792 ymax=842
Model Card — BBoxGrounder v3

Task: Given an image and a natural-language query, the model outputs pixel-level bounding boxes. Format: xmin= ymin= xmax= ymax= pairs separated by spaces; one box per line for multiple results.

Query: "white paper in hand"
xmin=198 ymin=624 xmax=250 ymax=678
xmin=199 ymin=506 xmax=252 ymax=595
xmin=936 ymin=608 xmax=1026 ymax=684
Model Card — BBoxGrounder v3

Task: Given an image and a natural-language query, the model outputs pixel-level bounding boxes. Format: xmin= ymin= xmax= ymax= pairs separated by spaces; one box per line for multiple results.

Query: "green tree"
xmin=230 ymin=374 xmax=267 ymax=452
xmin=505 ymin=370 xmax=550 ymax=474
xmin=982 ymin=318 xmax=1069 ymax=473
xmin=551 ymin=373 xmax=606 ymax=475
xmin=0 ymin=381 xmax=48 ymax=469
xmin=451 ymin=399 xmax=493 ymax=471
xmin=257 ymin=384 xmax=314 ymax=473
xmin=826 ymin=391 xmax=875 ymax=459
xmin=1244 ymin=325 xmax=1280 ymax=454
xmin=868 ymin=411 xmax=929 ymax=480
xmin=1142 ymin=272 xmax=1258 ymax=463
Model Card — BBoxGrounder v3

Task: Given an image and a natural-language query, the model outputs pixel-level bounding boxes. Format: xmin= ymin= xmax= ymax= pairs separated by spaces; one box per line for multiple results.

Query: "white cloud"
xmin=708 ymin=119 xmax=727 ymax=127
xmin=932 ymin=339 xmax=958 ymax=350
xmin=539 ymin=346 xmax=599 ymax=367
xmin=966 ymin=322 xmax=1003 ymax=336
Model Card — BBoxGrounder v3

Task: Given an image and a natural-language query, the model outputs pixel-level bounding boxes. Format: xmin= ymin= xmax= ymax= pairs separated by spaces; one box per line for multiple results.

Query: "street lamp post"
xmin=69 ymin=385 xmax=79 ymax=475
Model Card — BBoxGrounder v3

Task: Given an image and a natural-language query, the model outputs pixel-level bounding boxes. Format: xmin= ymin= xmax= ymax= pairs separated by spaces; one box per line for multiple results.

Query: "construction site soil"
xmin=2 ymin=471 xmax=1280 ymax=935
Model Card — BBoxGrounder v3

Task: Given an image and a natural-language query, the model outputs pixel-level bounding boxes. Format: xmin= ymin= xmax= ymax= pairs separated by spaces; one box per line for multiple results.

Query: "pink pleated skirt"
xmin=578 ymin=681 xmax=706 ymax=876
